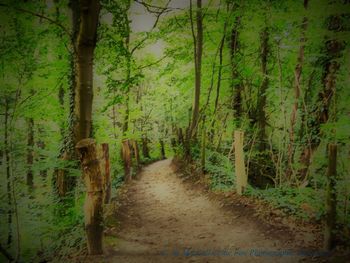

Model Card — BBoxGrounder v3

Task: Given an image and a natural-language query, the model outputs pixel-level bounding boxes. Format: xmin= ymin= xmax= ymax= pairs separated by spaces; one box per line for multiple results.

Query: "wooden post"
xmin=234 ymin=131 xmax=247 ymax=195
xmin=76 ymin=138 xmax=103 ymax=255
xmin=324 ymin=144 xmax=337 ymax=251
xmin=122 ymin=139 xmax=132 ymax=182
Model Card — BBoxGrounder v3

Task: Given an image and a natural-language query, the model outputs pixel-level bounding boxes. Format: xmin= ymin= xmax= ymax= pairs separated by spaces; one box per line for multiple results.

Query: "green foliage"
xmin=245 ymin=186 xmax=325 ymax=220
xmin=205 ymin=150 xmax=235 ymax=191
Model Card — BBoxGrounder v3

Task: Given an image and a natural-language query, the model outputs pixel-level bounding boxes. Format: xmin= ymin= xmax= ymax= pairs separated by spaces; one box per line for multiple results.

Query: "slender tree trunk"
xmin=210 ymin=21 xmax=227 ymax=140
xmin=37 ymin=127 xmax=47 ymax=177
xmin=257 ymin=27 xmax=269 ymax=152
xmin=122 ymin=140 xmax=132 ymax=182
xmin=123 ymin=29 xmax=131 ymax=136
xmin=230 ymin=17 xmax=242 ymax=125
xmin=4 ymin=99 xmax=12 ymax=246
xmin=287 ymin=0 xmax=309 ymax=177
xmin=26 ymin=116 xmax=34 ymax=188
xmin=132 ymin=140 xmax=140 ymax=168
xmin=141 ymin=136 xmax=150 ymax=159
xmin=160 ymin=139 xmax=166 ymax=159
xmin=189 ymin=0 xmax=203 ymax=139
xmin=200 ymin=120 xmax=206 ymax=173
xmin=324 ymin=144 xmax=337 ymax=251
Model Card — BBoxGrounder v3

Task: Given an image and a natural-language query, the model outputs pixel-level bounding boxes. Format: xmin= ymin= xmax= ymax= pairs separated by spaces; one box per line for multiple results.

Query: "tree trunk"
xmin=210 ymin=20 xmax=227 ymax=140
xmin=132 ymin=140 xmax=140 ymax=168
xmin=287 ymin=0 xmax=308 ymax=177
xmin=122 ymin=140 xmax=132 ymax=182
xmin=160 ymin=139 xmax=166 ymax=160
xmin=76 ymin=139 xmax=103 ymax=255
xmin=4 ymin=99 xmax=12 ymax=246
xmin=26 ymin=117 xmax=34 ymax=188
xmin=324 ymin=144 xmax=337 ymax=250
xmin=55 ymin=0 xmax=100 ymax=197
xmin=73 ymin=0 xmax=100 ymax=142
xmin=36 ymin=127 xmax=47 ymax=178
xmin=230 ymin=16 xmax=242 ymax=125
xmin=189 ymin=0 xmax=203 ymax=139
xmin=142 ymin=136 xmax=150 ymax=159
xmin=97 ymin=143 xmax=111 ymax=204
xmin=257 ymin=27 xmax=269 ymax=152
xmin=200 ymin=121 xmax=206 ymax=173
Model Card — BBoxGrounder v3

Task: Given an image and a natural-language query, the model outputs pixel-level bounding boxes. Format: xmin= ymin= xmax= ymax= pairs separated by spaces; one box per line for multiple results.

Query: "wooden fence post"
xmin=76 ymin=138 xmax=103 ymax=255
xmin=122 ymin=139 xmax=132 ymax=182
xmin=324 ymin=143 xmax=337 ymax=251
xmin=234 ymin=131 xmax=247 ymax=195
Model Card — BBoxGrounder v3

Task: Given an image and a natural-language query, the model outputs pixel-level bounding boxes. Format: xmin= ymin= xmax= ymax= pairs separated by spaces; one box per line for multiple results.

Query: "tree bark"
xmin=160 ymin=139 xmax=166 ymax=160
xmin=189 ymin=0 xmax=203 ymax=139
xmin=142 ymin=136 xmax=150 ymax=159
xmin=287 ymin=0 xmax=308 ymax=177
xmin=257 ymin=27 xmax=269 ymax=152
xmin=73 ymin=0 xmax=100 ymax=142
xmin=4 ymin=98 xmax=12 ymax=246
xmin=209 ymin=20 xmax=227 ymax=140
xmin=132 ymin=140 xmax=140 ymax=168
xmin=36 ymin=126 xmax=47 ymax=177
xmin=55 ymin=0 xmax=100 ymax=197
xmin=324 ymin=144 xmax=337 ymax=250
xmin=122 ymin=140 xmax=132 ymax=182
xmin=26 ymin=116 xmax=34 ymax=188
xmin=230 ymin=16 xmax=242 ymax=125
xmin=76 ymin=138 xmax=103 ymax=255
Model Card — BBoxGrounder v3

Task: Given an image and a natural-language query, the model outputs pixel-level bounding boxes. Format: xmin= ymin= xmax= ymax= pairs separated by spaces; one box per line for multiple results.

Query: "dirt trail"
xmin=92 ymin=159 xmax=318 ymax=263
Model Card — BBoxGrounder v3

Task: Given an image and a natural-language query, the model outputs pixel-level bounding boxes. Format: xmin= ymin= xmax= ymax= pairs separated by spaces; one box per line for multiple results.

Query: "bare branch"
xmin=134 ymin=0 xmax=182 ymax=13
xmin=130 ymin=0 xmax=172 ymax=54
xmin=136 ymin=54 xmax=168 ymax=70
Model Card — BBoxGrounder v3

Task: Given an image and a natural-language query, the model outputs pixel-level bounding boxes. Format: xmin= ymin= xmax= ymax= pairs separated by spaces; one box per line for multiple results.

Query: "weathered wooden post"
xmin=76 ymin=138 xmax=103 ymax=255
xmin=234 ymin=130 xmax=247 ymax=195
xmin=122 ymin=139 xmax=132 ymax=182
xmin=324 ymin=144 xmax=337 ymax=250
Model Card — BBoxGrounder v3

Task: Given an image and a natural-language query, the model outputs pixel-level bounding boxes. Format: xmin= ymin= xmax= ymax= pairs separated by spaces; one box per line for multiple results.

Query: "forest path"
xmin=92 ymin=159 xmax=313 ymax=263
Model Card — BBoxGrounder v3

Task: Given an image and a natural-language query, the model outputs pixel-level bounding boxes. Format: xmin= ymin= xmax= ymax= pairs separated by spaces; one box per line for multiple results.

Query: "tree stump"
xmin=76 ymin=138 xmax=103 ymax=255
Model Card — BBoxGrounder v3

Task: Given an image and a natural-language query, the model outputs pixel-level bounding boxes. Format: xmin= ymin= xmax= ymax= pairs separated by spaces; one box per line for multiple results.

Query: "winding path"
xmin=92 ymin=159 xmax=317 ymax=263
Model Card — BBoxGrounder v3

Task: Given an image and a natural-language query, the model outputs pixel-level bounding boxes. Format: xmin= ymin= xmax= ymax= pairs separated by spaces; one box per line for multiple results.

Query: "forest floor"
xmin=84 ymin=159 xmax=332 ymax=263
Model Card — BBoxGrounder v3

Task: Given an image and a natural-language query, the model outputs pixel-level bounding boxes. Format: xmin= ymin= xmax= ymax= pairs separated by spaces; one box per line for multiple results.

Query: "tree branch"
xmin=0 ymin=3 xmax=72 ymax=39
xmin=130 ymin=0 xmax=172 ymax=55
xmin=136 ymin=54 xmax=168 ymax=70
